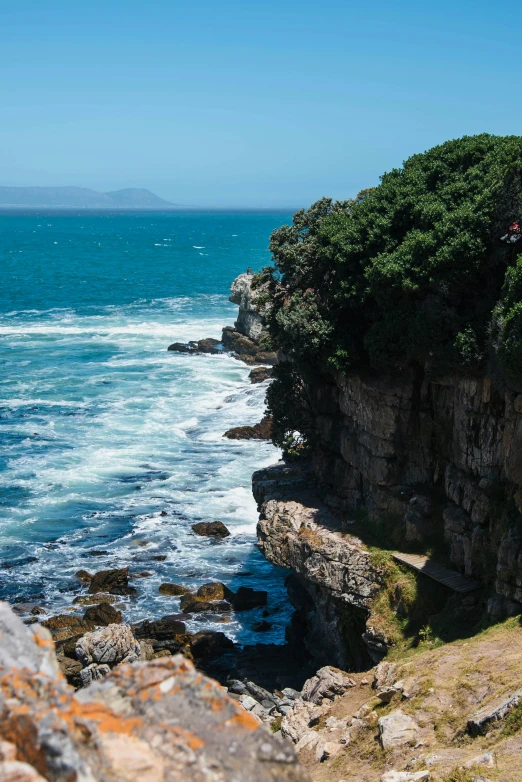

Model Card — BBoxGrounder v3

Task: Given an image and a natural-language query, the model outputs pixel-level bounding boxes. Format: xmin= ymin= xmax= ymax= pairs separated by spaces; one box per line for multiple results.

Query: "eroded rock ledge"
xmin=253 ymin=462 xmax=385 ymax=670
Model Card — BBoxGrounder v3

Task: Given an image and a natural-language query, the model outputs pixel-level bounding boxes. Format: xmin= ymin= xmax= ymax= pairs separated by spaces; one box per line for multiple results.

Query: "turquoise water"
xmin=0 ymin=210 xmax=291 ymax=643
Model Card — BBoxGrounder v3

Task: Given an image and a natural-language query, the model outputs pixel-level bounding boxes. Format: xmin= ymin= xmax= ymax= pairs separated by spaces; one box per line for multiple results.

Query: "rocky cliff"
xmin=253 ymin=364 xmax=522 ymax=672
xmin=306 ymin=368 xmax=522 ymax=614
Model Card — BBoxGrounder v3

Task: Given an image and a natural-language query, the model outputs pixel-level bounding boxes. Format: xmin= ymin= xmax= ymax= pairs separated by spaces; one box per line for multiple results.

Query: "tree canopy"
xmin=255 ymin=134 xmax=522 ymax=451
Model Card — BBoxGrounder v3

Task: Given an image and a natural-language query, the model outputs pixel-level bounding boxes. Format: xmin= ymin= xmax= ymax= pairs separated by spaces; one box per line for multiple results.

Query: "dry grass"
xmin=299 ymin=619 xmax=522 ymax=782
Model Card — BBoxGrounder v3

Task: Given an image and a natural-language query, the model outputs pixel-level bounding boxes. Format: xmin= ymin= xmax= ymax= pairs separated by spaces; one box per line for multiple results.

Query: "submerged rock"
xmin=72 ymin=593 xmax=116 ymax=606
xmin=74 ymin=569 xmax=92 ymax=583
xmin=191 ymin=521 xmax=231 ymax=538
xmin=168 ymin=338 xmax=222 ymax=355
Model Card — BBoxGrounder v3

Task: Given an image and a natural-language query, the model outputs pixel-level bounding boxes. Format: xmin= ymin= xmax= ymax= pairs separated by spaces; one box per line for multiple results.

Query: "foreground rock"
xmin=0 ymin=602 xmax=309 ymax=782
xmin=224 ymin=414 xmax=273 ymax=440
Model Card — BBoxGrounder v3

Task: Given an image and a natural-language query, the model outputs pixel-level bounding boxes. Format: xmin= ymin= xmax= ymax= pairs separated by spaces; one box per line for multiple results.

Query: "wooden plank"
xmin=393 ymin=552 xmax=480 ymax=593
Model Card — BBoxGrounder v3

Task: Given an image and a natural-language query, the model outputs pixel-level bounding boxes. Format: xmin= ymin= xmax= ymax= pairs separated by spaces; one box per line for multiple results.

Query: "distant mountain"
xmin=104 ymin=188 xmax=174 ymax=207
xmin=0 ymin=186 xmax=175 ymax=208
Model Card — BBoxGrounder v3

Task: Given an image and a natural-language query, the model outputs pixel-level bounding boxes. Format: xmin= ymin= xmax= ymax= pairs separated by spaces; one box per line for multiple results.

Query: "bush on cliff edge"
xmin=255 ymin=134 xmax=522 ymax=451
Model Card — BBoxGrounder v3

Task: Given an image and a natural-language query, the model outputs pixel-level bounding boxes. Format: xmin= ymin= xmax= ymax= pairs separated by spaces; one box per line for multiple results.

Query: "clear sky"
xmin=1 ymin=0 xmax=520 ymax=208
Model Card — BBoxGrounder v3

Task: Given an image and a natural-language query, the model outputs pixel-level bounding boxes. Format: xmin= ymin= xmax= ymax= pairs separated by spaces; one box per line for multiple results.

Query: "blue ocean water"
xmin=0 ymin=210 xmax=292 ymax=644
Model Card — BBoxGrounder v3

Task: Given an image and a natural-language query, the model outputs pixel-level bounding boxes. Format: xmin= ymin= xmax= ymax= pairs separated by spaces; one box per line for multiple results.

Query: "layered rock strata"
xmin=266 ymin=368 xmax=522 ymax=617
xmin=253 ymin=462 xmax=384 ymax=669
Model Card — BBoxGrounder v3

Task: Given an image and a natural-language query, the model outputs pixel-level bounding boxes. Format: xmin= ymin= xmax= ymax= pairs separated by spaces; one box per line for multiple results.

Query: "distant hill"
xmin=104 ymin=188 xmax=173 ymax=207
xmin=0 ymin=186 xmax=175 ymax=208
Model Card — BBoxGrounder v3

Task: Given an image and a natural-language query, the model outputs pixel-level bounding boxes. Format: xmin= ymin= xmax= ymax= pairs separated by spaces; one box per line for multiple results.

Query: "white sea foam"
xmin=0 ymin=299 xmax=287 ymax=643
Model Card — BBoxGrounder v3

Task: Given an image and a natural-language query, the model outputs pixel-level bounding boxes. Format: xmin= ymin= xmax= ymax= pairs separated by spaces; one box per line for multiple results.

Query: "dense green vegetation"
xmin=255 ymin=135 xmax=522 ymax=451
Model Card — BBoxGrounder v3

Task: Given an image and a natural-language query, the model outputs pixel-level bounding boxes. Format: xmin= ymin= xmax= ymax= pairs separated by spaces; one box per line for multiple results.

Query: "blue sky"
xmin=0 ymin=0 xmax=520 ymax=207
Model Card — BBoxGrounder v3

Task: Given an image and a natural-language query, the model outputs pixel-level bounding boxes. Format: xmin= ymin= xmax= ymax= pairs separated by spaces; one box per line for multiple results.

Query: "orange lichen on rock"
xmin=0 ymin=602 xmax=308 ymax=782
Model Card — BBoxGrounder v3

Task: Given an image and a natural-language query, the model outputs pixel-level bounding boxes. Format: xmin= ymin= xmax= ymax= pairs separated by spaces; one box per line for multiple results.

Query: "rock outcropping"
xmin=0 ymin=601 xmax=309 ymax=781
xmin=253 ymin=462 xmax=384 ymax=670
xmin=229 ymin=273 xmax=266 ymax=341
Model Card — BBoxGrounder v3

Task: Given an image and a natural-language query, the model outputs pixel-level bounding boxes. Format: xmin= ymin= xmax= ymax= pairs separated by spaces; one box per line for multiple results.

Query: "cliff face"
xmin=307 ymin=369 xmax=522 ymax=614
xmin=252 ymin=367 xmax=522 ymax=670
xmin=229 ymin=273 xmax=265 ymax=341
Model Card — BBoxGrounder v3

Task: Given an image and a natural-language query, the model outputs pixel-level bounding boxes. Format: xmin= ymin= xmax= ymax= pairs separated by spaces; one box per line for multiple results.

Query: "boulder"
xmin=75 ymin=623 xmax=141 ymax=666
xmin=58 ymin=656 xmax=83 ymax=688
xmin=167 ymin=342 xmax=194 ymax=353
xmin=381 ymin=773 xmax=430 ymax=782
xmin=248 ymin=367 xmax=274 ymax=383
xmin=179 ymin=594 xmax=231 ymax=613
xmin=467 ymin=688 xmax=522 ymax=736
xmin=41 ymin=614 xmax=94 ymax=632
xmin=249 ymin=366 xmax=273 ymax=384
xmin=159 ymin=582 xmax=191 ymax=596
xmin=133 ymin=616 xmax=187 ymax=639
xmin=83 ymin=603 xmax=123 ymax=626
xmin=189 ymin=631 xmax=235 ymax=659
xmin=191 ymin=521 xmax=231 ymax=538
xmin=232 ymin=586 xmax=268 ymax=612
xmin=196 ymin=338 xmax=221 ymax=354
xmin=196 ymin=582 xmax=235 ymax=601
xmin=281 ymin=700 xmax=317 ymax=743
xmin=79 ymin=663 xmax=111 ymax=688
xmin=88 ymin=567 xmax=137 ymax=595
xmin=378 ymin=710 xmax=419 ymax=750
xmin=41 ymin=615 xmax=96 ymax=644
xmin=301 ymin=666 xmax=356 ymax=704
xmin=224 ymin=415 xmax=273 ymax=441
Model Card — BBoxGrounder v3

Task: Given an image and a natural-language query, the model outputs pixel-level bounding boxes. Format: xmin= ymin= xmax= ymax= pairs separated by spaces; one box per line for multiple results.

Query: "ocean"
xmin=0 ymin=209 xmax=293 ymax=644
